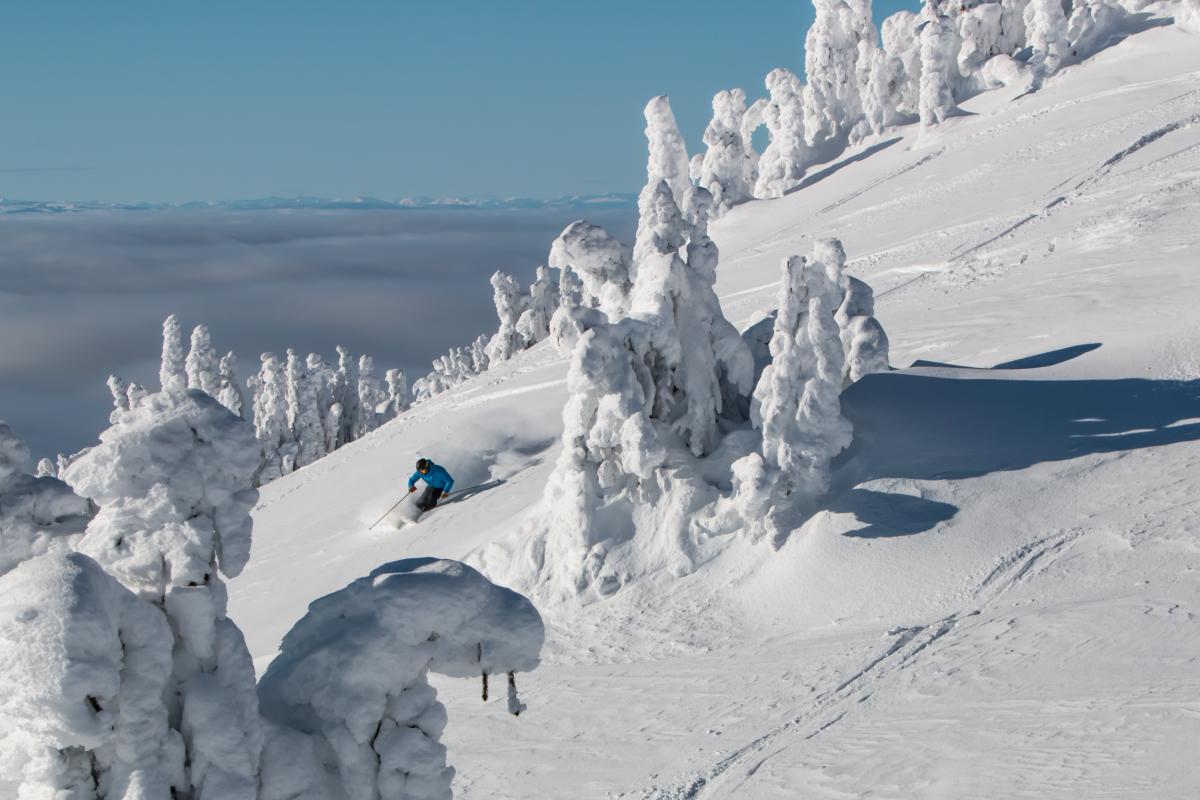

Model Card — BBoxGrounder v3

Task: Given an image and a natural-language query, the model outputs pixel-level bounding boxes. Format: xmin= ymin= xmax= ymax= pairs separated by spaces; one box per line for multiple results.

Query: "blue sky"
xmin=2 ymin=1 xmax=920 ymax=203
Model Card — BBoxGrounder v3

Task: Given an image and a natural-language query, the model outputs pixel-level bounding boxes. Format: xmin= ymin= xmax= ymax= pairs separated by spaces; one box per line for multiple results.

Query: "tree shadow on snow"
xmin=830 ymin=489 xmax=958 ymax=539
xmin=837 ymin=370 xmax=1200 ymax=484
xmin=911 ymin=342 xmax=1102 ymax=371
xmin=784 ymin=137 xmax=902 ymax=196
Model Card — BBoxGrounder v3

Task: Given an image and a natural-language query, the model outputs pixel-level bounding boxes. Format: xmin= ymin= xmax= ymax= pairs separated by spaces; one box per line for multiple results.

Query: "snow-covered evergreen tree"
xmin=470 ymin=334 xmax=491 ymax=374
xmin=159 ymin=313 xmax=187 ymax=393
xmin=126 ymin=382 xmax=148 ymax=409
xmin=516 ymin=265 xmax=558 ymax=348
xmin=735 ymin=241 xmax=853 ymax=541
xmin=1066 ymin=0 xmax=1130 ymax=61
xmin=836 ymin=276 xmax=891 ymax=385
xmin=862 ymin=44 xmax=905 ymax=134
xmin=695 ymin=88 xmax=755 ymax=213
xmin=919 ymin=7 xmax=958 ymax=130
xmin=384 ymin=368 xmax=409 ymax=417
xmin=1024 ymin=0 xmax=1070 ymax=87
xmin=957 ymin=2 xmax=1007 ymax=79
xmin=755 ymin=68 xmax=811 ymax=199
xmin=0 ymin=551 xmax=178 ymax=799
xmin=0 ymin=421 xmax=92 ymax=577
xmin=286 ymin=349 xmax=328 ymax=468
xmin=62 ymin=389 xmax=264 ymax=799
xmin=548 ymin=221 xmax=633 ymax=320
xmin=185 ymin=324 xmax=220 ymax=396
xmin=485 ymin=271 xmax=526 ymax=364
xmin=254 ymin=352 xmax=293 ymax=481
xmin=106 ymin=374 xmax=130 ymax=423
xmin=217 ymin=351 xmax=245 ymax=417
xmin=330 ymin=346 xmax=360 ymax=448
xmin=804 ymin=0 xmax=878 ymax=147
xmin=881 ymin=10 xmax=923 ymax=117
xmin=257 ymin=559 xmax=544 ymax=800
xmin=355 ymin=354 xmax=387 ymax=437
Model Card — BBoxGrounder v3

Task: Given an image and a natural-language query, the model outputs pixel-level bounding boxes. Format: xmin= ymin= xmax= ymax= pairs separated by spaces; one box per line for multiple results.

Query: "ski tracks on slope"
xmin=630 ymin=528 xmax=1089 ymax=800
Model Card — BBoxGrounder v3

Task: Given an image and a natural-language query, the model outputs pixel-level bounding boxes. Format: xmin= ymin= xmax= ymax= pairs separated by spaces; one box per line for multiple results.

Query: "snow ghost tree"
xmin=384 ymin=368 xmax=409 ymax=417
xmin=861 ymin=44 xmax=904 ymax=135
xmin=1065 ymin=0 xmax=1130 ymax=62
xmin=755 ymin=68 xmax=811 ymax=199
xmin=741 ymin=96 xmax=768 ymax=189
xmin=516 ymin=265 xmax=558 ymax=348
xmin=804 ymin=0 xmax=878 ymax=147
xmin=355 ymin=355 xmax=387 ymax=438
xmin=485 ymin=271 xmax=526 ymax=364
xmin=217 ymin=351 xmax=244 ymax=417
xmin=549 ymin=221 xmax=634 ymax=320
xmin=881 ymin=11 xmax=923 ymax=118
xmin=1024 ymin=0 xmax=1070 ymax=87
xmin=62 ymin=388 xmax=264 ymax=800
xmin=629 ymin=182 xmax=754 ymax=457
xmin=836 ymin=276 xmax=891 ymax=386
xmin=919 ymin=8 xmax=958 ymax=130
xmin=634 ymin=95 xmax=692 ymax=270
xmin=956 ymin=2 xmax=1007 ymax=80
xmin=257 ymin=558 xmax=544 ymax=800
xmin=0 ymin=421 xmax=92 ymax=577
xmin=286 ymin=349 xmax=329 ymax=469
xmin=470 ymin=334 xmax=491 ymax=374
xmin=159 ymin=314 xmax=187 ymax=393
xmin=695 ymin=88 xmax=755 ymax=213
xmin=0 ymin=551 xmax=179 ymax=800
xmin=106 ymin=374 xmax=130 ymax=422
xmin=254 ymin=352 xmax=294 ymax=481
xmin=330 ymin=346 xmax=360 ymax=449
xmin=732 ymin=241 xmax=853 ymax=543
xmin=185 ymin=324 xmax=220 ymax=397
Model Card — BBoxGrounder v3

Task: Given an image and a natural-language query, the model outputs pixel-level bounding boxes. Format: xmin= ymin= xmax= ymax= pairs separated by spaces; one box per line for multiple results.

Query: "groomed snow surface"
xmin=217 ymin=26 xmax=1200 ymax=799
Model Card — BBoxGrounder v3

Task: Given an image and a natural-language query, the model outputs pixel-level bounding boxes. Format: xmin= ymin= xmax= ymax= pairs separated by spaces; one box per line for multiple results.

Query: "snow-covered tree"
xmin=126 ymin=382 xmax=147 ymax=409
xmin=185 ymin=324 xmax=220 ymax=396
xmin=640 ymin=95 xmax=692 ymax=209
xmin=1024 ymin=0 xmax=1070 ymax=87
xmin=35 ymin=457 xmax=56 ymax=478
xmin=63 ymin=389 xmax=263 ymax=799
xmin=355 ymin=354 xmax=387 ymax=438
xmin=286 ymin=349 xmax=328 ymax=468
xmin=630 ymin=182 xmax=754 ymax=457
xmin=548 ymin=259 xmax=609 ymax=356
xmin=0 ymin=551 xmax=178 ymax=799
xmin=106 ymin=374 xmax=129 ymax=423
xmin=804 ymin=0 xmax=878 ymax=147
xmin=516 ymin=265 xmax=558 ymax=347
xmin=957 ymin=2 xmax=1007 ymax=79
xmin=695 ymin=88 xmax=755 ymax=213
xmin=861 ymin=44 xmax=905 ymax=134
xmin=217 ymin=351 xmax=245 ymax=417
xmin=1066 ymin=0 xmax=1130 ymax=61
xmin=836 ymin=276 xmax=891 ymax=385
xmin=548 ymin=221 xmax=634 ymax=320
xmin=741 ymin=96 xmax=768 ymax=188
xmin=257 ymin=558 xmax=544 ymax=800
xmin=305 ymin=353 xmax=338 ymax=453
xmin=1178 ymin=0 xmax=1200 ymax=33
xmin=881 ymin=10 xmax=923 ymax=117
xmin=253 ymin=352 xmax=293 ymax=481
xmin=382 ymin=368 xmax=409 ymax=418
xmin=485 ymin=271 xmax=526 ymax=364
xmin=330 ymin=346 xmax=360 ymax=448
xmin=159 ymin=313 xmax=186 ymax=393
xmin=755 ymin=68 xmax=811 ymax=199
xmin=919 ymin=7 xmax=958 ymax=130
xmin=470 ymin=334 xmax=491 ymax=374
xmin=0 ymin=421 xmax=92 ymax=577
xmin=735 ymin=241 xmax=853 ymax=542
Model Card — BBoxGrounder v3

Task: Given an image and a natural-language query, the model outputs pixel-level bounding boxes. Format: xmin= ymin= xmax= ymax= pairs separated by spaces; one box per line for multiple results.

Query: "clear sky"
xmin=2 ymin=1 xmax=920 ymax=204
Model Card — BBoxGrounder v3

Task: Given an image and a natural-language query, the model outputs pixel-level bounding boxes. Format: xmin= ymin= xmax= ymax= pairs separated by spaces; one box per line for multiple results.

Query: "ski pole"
xmin=368 ymin=491 xmax=410 ymax=531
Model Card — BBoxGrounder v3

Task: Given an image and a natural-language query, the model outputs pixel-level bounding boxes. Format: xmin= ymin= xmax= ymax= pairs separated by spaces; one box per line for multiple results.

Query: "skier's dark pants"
xmin=415 ymin=485 xmax=442 ymax=512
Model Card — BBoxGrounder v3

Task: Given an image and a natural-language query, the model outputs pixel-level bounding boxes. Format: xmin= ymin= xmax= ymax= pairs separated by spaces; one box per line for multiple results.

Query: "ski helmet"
xmin=416 ymin=458 xmax=430 ymax=472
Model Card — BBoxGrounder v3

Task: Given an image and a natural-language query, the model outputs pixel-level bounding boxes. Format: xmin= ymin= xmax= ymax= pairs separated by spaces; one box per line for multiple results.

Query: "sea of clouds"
xmin=0 ymin=205 xmax=636 ymax=460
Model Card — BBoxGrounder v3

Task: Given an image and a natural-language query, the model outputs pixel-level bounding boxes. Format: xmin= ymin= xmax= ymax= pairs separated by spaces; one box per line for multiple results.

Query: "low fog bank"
xmin=0 ymin=206 xmax=636 ymax=459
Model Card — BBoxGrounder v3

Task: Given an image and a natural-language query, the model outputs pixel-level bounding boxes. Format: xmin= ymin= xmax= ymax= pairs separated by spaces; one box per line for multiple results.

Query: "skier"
xmin=408 ymin=457 xmax=455 ymax=512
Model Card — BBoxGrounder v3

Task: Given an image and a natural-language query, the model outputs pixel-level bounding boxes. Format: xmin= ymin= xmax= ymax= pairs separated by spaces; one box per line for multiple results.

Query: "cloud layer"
xmin=0 ymin=207 xmax=635 ymax=460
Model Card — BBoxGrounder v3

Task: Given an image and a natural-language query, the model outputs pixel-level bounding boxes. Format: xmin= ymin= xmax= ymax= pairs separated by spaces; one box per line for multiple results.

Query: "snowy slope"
xmin=230 ymin=27 xmax=1200 ymax=798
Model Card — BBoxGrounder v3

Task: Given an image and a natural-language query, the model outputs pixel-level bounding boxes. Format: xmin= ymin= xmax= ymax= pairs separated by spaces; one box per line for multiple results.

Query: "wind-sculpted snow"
xmin=0 ymin=551 xmax=178 ymax=799
xmin=0 ymin=421 xmax=92 ymax=577
xmin=257 ymin=558 xmax=543 ymax=800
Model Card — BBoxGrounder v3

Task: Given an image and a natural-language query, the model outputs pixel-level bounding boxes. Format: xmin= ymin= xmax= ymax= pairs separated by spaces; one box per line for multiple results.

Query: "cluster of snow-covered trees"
xmin=685 ymin=0 xmax=1155 ymax=215
xmin=486 ymin=97 xmax=892 ymax=600
xmin=0 ymin=383 xmax=543 ymax=798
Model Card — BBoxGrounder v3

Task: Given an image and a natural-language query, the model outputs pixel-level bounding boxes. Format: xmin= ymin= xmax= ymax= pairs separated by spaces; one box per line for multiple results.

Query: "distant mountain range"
xmin=0 ymin=193 xmax=637 ymax=215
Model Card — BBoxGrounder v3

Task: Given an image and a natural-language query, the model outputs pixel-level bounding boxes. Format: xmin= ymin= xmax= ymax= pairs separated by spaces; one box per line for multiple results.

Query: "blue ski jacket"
xmin=408 ymin=461 xmax=454 ymax=493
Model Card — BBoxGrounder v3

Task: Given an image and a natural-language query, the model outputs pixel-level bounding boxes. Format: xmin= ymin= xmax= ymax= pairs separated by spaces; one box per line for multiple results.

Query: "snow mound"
xmin=257 ymin=558 xmax=543 ymax=800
